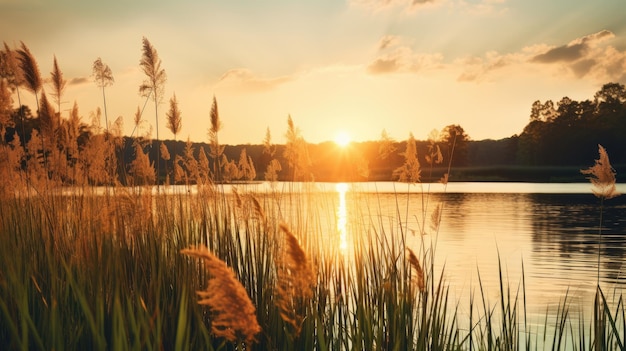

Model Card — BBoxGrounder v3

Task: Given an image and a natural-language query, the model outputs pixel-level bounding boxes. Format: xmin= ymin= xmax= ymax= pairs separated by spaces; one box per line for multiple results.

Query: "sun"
xmin=334 ymin=131 xmax=352 ymax=147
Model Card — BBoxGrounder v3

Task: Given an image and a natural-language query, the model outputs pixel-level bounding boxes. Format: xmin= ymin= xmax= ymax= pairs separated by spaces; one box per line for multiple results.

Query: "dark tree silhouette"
xmin=439 ymin=124 xmax=469 ymax=167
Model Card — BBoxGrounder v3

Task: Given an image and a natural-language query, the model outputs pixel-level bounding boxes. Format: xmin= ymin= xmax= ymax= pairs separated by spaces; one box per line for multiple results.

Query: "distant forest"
xmin=2 ymin=41 xmax=625 ymax=185
xmin=3 ymin=82 xmax=626 ymax=184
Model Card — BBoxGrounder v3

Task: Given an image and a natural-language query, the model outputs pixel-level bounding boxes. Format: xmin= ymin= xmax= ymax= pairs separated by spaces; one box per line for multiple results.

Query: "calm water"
xmin=84 ymin=181 xmax=626 ymax=323
xmin=338 ymin=182 xmax=626 ymax=323
xmin=251 ymin=182 xmax=626 ymax=323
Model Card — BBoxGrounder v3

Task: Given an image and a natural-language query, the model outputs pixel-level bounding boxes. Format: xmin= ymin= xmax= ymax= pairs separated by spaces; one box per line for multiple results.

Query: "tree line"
xmin=1 ymin=39 xmax=625 ymax=191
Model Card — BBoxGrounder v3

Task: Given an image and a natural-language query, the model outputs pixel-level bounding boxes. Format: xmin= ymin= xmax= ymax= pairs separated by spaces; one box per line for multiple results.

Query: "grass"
xmin=2 ymin=41 xmax=623 ymax=350
xmin=0 ymin=180 xmax=624 ymax=350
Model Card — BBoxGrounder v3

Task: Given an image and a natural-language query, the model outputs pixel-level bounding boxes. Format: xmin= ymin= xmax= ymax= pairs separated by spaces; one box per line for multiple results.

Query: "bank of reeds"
xmin=0 ymin=181 xmax=624 ymax=350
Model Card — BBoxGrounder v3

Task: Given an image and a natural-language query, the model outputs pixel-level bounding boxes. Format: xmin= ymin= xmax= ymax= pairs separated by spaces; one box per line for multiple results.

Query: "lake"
xmin=215 ymin=181 xmax=626 ymax=325
xmin=81 ymin=181 xmax=626 ymax=324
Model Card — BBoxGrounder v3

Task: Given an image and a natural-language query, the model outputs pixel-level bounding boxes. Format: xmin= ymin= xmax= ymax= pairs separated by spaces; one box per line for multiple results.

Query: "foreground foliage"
xmin=0 ymin=180 xmax=624 ymax=350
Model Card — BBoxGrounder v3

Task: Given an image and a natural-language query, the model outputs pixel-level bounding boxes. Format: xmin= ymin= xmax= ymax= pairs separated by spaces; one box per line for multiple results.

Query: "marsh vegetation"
xmin=0 ymin=40 xmax=625 ymax=350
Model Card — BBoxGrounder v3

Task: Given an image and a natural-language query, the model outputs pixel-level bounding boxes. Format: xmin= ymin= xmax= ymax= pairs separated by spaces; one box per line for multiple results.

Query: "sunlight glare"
xmin=334 ymin=131 xmax=351 ymax=147
xmin=336 ymin=183 xmax=349 ymax=252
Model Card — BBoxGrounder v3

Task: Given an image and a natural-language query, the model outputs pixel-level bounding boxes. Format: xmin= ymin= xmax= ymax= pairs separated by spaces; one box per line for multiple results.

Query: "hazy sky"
xmin=2 ymin=0 xmax=626 ymax=144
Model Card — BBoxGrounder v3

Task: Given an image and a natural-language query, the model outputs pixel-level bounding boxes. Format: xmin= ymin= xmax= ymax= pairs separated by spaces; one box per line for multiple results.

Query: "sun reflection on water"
xmin=336 ymin=182 xmax=349 ymax=252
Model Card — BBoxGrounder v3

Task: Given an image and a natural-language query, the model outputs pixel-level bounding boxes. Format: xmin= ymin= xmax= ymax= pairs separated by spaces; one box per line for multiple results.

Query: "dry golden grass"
xmin=249 ymin=194 xmax=265 ymax=223
xmin=275 ymin=222 xmax=315 ymax=336
xmin=429 ymin=203 xmax=442 ymax=234
xmin=407 ymin=248 xmax=425 ymax=293
xmin=393 ymin=132 xmax=421 ymax=183
xmin=181 ymin=245 xmax=261 ymax=344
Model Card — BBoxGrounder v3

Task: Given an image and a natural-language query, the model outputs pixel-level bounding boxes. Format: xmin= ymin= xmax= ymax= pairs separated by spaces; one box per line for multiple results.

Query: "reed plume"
xmin=581 ymin=145 xmax=621 ymax=349
xmin=139 ymin=37 xmax=166 ymax=184
xmin=159 ymin=142 xmax=170 ymax=161
xmin=249 ymin=195 xmax=265 ymax=223
xmin=426 ymin=130 xmax=444 ymax=166
xmin=378 ymin=128 xmax=397 ymax=160
xmin=16 ymin=42 xmax=42 ymax=96
xmin=276 ymin=223 xmax=315 ymax=336
xmin=393 ymin=132 xmax=421 ymax=183
xmin=183 ymin=138 xmax=199 ymax=183
xmin=49 ymin=56 xmax=66 ymax=116
xmin=92 ymin=57 xmax=114 ymax=133
xmin=165 ymin=93 xmax=182 ymax=139
xmin=263 ymin=127 xmax=276 ymax=157
xmin=0 ymin=79 xmax=11 ymax=141
xmin=39 ymin=92 xmax=58 ymax=142
xmin=181 ymin=245 xmax=261 ymax=344
xmin=129 ymin=143 xmax=155 ymax=185
xmin=265 ymin=159 xmax=282 ymax=183
xmin=2 ymin=42 xmax=24 ymax=88
xmin=198 ymin=146 xmax=210 ymax=184
xmin=283 ymin=115 xmax=312 ymax=181
xmin=407 ymin=248 xmax=425 ymax=293
xmin=429 ymin=203 xmax=442 ymax=234
xmin=208 ymin=96 xmax=223 ymax=182
xmin=581 ymin=144 xmax=620 ymax=200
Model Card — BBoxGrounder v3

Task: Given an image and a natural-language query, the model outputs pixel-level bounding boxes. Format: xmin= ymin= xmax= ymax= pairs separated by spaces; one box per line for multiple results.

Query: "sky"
xmin=2 ymin=0 xmax=626 ymax=145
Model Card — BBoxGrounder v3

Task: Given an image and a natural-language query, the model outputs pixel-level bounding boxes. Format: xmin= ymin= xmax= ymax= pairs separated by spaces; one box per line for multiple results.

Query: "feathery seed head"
xmin=181 ymin=246 xmax=261 ymax=344
xmin=406 ymin=248 xmax=425 ymax=293
xmin=581 ymin=144 xmax=620 ymax=200
xmin=275 ymin=223 xmax=315 ymax=336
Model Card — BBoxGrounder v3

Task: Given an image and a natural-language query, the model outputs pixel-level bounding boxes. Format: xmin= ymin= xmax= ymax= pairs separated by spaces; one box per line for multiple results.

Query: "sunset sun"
xmin=334 ymin=131 xmax=352 ymax=147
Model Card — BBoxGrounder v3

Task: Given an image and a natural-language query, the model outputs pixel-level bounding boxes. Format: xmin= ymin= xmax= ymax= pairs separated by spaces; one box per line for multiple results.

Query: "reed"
xmin=0 ymin=150 xmax=624 ymax=350
xmin=181 ymin=245 xmax=261 ymax=344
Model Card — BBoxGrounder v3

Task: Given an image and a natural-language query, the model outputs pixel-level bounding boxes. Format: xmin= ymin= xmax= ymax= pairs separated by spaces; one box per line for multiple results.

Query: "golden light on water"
xmin=336 ymin=182 xmax=349 ymax=251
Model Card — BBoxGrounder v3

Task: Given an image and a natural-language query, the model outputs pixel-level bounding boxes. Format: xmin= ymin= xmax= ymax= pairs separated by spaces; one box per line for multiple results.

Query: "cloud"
xmin=454 ymin=30 xmax=626 ymax=84
xmin=69 ymin=77 xmax=90 ymax=86
xmin=457 ymin=0 xmax=508 ymax=15
xmin=378 ymin=35 xmax=401 ymax=50
xmin=412 ymin=0 xmax=437 ymax=4
xmin=349 ymin=0 xmax=443 ymax=13
xmin=531 ymin=30 xmax=614 ymax=63
xmin=217 ymin=68 xmax=293 ymax=91
xmin=350 ymin=0 xmax=506 ymax=14
xmin=529 ymin=30 xmax=626 ymax=82
xmin=456 ymin=51 xmax=520 ymax=82
xmin=367 ymin=36 xmax=444 ymax=74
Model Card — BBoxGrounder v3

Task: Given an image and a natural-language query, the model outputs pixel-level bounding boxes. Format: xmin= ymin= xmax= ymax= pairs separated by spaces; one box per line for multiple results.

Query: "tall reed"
xmin=1 ymin=149 xmax=625 ymax=350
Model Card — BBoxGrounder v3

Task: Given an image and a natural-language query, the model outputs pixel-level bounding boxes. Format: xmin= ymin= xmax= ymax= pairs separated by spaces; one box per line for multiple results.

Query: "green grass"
xmin=0 ymin=182 xmax=624 ymax=350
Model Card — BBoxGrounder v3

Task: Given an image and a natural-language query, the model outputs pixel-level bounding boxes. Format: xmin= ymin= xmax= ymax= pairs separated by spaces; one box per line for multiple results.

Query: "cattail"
xmin=276 ymin=223 xmax=314 ymax=336
xmin=581 ymin=144 xmax=620 ymax=200
xmin=407 ymin=248 xmax=425 ymax=293
xmin=181 ymin=245 xmax=261 ymax=344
